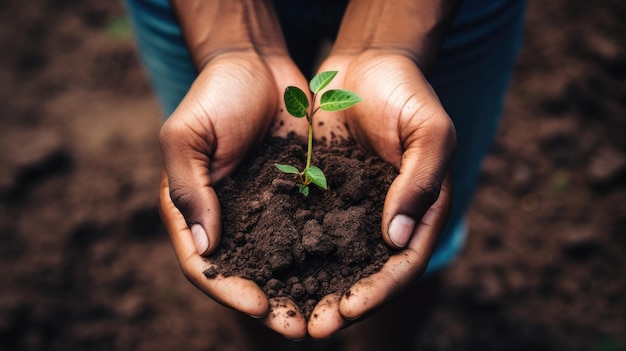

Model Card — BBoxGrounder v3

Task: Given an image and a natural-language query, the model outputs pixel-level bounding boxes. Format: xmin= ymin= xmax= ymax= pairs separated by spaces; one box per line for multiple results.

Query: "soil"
xmin=1 ymin=1 xmax=625 ymax=351
xmin=208 ymin=134 xmax=396 ymax=320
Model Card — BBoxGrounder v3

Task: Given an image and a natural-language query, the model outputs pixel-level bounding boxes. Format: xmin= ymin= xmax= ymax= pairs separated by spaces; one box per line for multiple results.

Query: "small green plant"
xmin=275 ymin=71 xmax=362 ymax=196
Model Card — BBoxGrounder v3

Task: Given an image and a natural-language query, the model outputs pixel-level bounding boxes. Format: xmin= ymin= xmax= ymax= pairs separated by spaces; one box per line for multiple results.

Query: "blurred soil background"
xmin=0 ymin=1 xmax=625 ymax=350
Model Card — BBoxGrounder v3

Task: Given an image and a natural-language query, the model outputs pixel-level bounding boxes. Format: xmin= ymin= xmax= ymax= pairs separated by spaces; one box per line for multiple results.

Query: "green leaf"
xmin=274 ymin=163 xmax=300 ymax=174
xmin=284 ymin=86 xmax=309 ymax=118
xmin=319 ymin=89 xmax=362 ymax=112
xmin=305 ymin=166 xmax=327 ymax=190
xmin=297 ymin=184 xmax=310 ymax=196
xmin=309 ymin=71 xmax=337 ymax=94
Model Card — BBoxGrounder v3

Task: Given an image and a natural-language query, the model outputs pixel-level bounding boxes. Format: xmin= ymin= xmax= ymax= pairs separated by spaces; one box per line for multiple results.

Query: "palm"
xmin=165 ymin=52 xmax=308 ymax=183
xmin=316 ymin=51 xmax=447 ymax=167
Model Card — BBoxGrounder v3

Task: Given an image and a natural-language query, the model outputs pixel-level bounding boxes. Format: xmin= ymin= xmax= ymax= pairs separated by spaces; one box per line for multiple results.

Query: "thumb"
xmin=159 ymin=117 xmax=222 ymax=256
xmin=381 ymin=119 xmax=456 ymax=249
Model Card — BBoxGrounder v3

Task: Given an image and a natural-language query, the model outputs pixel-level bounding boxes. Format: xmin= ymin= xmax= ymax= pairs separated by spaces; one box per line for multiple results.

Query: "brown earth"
xmin=210 ymin=133 xmax=396 ymax=320
xmin=1 ymin=1 xmax=625 ymax=351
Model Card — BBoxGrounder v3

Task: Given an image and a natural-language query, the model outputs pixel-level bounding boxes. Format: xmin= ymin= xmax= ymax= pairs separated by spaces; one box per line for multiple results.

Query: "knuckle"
xmin=159 ymin=116 xmax=216 ymax=157
xmin=159 ymin=118 xmax=184 ymax=148
xmin=411 ymin=173 xmax=442 ymax=207
xmin=400 ymin=107 xmax=455 ymax=147
xmin=168 ymin=183 xmax=197 ymax=219
xmin=425 ymin=114 xmax=455 ymax=141
xmin=437 ymin=117 xmax=458 ymax=152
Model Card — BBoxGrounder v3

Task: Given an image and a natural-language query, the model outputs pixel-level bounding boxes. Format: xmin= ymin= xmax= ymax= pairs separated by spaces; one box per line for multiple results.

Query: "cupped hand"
xmin=158 ymin=50 xmax=310 ymax=340
xmin=308 ymin=50 xmax=457 ymax=339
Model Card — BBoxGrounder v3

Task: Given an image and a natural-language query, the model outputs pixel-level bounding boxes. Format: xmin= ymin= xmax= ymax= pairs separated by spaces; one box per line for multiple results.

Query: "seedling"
xmin=275 ymin=71 xmax=362 ymax=196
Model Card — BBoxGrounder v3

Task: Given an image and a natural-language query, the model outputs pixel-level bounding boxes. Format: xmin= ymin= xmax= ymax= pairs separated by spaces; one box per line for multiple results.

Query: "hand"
xmin=308 ymin=49 xmax=457 ymax=338
xmin=158 ymin=50 xmax=310 ymax=340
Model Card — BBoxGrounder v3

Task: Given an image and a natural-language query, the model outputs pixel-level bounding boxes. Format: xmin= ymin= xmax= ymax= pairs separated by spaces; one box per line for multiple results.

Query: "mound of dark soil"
xmin=206 ymin=133 xmax=398 ymax=319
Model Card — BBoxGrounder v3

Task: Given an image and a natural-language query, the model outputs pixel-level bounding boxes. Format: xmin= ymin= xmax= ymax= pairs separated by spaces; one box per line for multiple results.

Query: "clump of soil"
xmin=205 ymin=133 xmax=398 ymax=319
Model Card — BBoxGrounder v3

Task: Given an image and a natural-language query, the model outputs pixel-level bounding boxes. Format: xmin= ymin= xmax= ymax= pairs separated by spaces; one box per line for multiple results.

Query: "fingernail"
xmin=249 ymin=312 xmax=268 ymax=319
xmin=191 ymin=224 xmax=209 ymax=255
xmin=388 ymin=214 xmax=415 ymax=248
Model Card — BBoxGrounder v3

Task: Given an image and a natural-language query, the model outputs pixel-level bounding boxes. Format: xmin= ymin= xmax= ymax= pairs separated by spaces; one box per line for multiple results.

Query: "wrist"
xmin=331 ymin=0 xmax=460 ymax=72
xmin=171 ymin=0 xmax=289 ymax=70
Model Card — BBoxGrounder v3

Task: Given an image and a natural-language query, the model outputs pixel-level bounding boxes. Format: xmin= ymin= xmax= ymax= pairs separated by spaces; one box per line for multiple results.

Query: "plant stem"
xmin=306 ymin=121 xmax=313 ymax=170
xmin=304 ymin=92 xmax=317 ymax=177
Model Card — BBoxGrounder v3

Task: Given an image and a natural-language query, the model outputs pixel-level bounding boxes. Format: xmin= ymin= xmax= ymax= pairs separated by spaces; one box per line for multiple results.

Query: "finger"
xmin=188 ymin=260 xmax=270 ymax=318
xmin=381 ymin=114 xmax=456 ymax=249
xmin=262 ymin=297 xmax=308 ymax=340
xmin=159 ymin=116 xmax=222 ymax=255
xmin=340 ymin=173 xmax=452 ymax=319
xmin=405 ymin=172 xmax=453 ymax=251
xmin=307 ymin=293 xmax=344 ymax=340
xmin=338 ymin=253 xmax=419 ymax=320
xmin=158 ymin=170 xmax=269 ymax=317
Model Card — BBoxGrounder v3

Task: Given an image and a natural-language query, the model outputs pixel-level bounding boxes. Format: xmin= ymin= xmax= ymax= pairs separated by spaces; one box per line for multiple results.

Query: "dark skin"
xmin=159 ymin=0 xmax=459 ymax=340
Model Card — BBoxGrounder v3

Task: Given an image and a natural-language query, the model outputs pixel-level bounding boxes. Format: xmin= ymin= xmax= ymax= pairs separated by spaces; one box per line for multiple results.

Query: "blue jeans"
xmin=125 ymin=0 xmax=527 ymax=274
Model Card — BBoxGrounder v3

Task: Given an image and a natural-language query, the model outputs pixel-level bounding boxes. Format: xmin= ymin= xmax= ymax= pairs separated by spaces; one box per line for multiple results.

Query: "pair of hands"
xmin=158 ymin=48 xmax=456 ymax=340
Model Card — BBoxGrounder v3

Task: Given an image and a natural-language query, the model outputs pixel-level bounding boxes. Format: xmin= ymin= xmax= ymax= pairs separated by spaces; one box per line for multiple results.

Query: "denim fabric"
xmin=124 ymin=0 xmax=196 ymax=117
xmin=426 ymin=0 xmax=527 ymax=273
xmin=124 ymin=0 xmax=527 ymax=273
